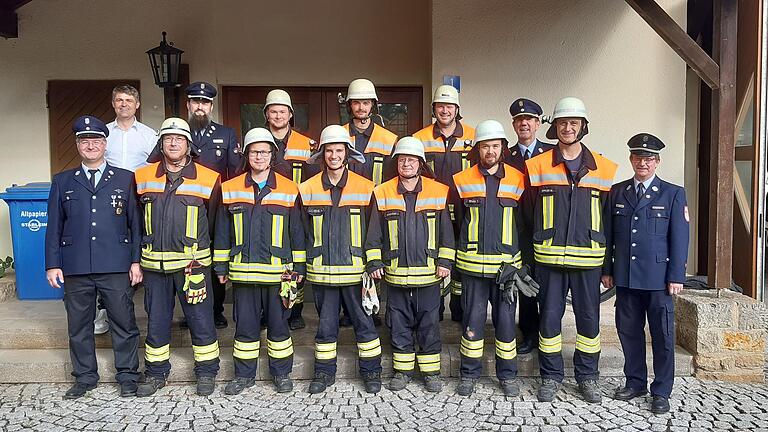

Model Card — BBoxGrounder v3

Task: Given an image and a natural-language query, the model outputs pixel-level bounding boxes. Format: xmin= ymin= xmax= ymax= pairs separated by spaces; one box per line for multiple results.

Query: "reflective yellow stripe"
xmin=501 ymin=206 xmax=514 ymax=245
xmin=192 ymin=341 xmax=220 ymax=362
xmin=366 ymin=248 xmax=382 ymax=261
xmin=233 ymin=340 xmax=260 ymax=360
xmin=372 ymin=156 xmax=384 ymax=186
xmin=591 ymin=191 xmax=601 ymax=249
xmin=185 ymin=205 xmax=198 ymax=239
xmin=267 ymin=337 xmax=294 ymax=358
xmin=417 ymin=353 xmax=441 ymax=373
xmin=456 ymin=250 xmax=522 ymax=275
xmin=307 ymin=260 xmax=366 ymax=285
xmin=448 ymin=203 xmax=455 ymax=222
xmin=539 ymin=333 xmax=562 ymax=354
xmin=144 ymin=343 xmax=170 ymax=363
xmin=393 ymin=352 xmax=415 ymax=371
xmin=533 ymin=245 xmax=606 ymax=268
xmin=468 ymin=207 xmax=479 ymax=243
xmin=387 ymin=219 xmax=398 ymax=251
xmin=312 ymin=214 xmax=323 ymax=247
xmin=575 ymin=333 xmax=601 ymax=354
xmin=295 ymin=284 xmax=305 ymax=304
xmin=213 ymin=249 xmax=230 ymax=262
xmin=542 ymin=194 xmax=554 ymax=247
xmin=292 ymin=250 xmax=306 ymax=263
xmin=357 ymin=338 xmax=382 ymax=358
xmin=234 ymin=213 xmax=244 ymax=246
xmin=144 ymin=202 xmax=152 ymax=235
xmin=315 ymin=341 xmax=337 ymax=360
xmin=427 ymin=212 xmax=436 ymax=250
xmin=350 ymin=209 xmax=362 ymax=248
xmin=292 ymin=163 xmax=302 ymax=184
xmin=495 ymin=339 xmax=517 ymax=360
xmin=460 ymin=337 xmax=484 ymax=358
xmin=461 ymin=153 xmax=470 ymax=170
xmin=438 ymin=247 xmax=455 ymax=261
xmin=450 ymin=280 xmax=462 ymax=295
xmin=271 ymin=214 xmax=284 ymax=248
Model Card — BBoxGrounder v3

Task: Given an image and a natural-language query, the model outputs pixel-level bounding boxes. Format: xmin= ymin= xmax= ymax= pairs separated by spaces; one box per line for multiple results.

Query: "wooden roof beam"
xmin=625 ymin=0 xmax=720 ymax=89
xmin=0 ymin=0 xmax=32 ymax=39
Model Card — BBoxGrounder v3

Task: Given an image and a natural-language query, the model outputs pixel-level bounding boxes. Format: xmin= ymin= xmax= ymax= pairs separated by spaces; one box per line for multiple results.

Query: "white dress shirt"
xmin=105 ymin=118 xmax=157 ymax=172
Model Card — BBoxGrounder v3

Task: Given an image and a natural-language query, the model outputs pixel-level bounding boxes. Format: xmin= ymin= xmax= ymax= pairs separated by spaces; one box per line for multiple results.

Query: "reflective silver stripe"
xmin=376 ymin=197 xmax=405 ymax=209
xmin=529 ymin=173 xmax=569 ymax=184
xmin=415 ymin=196 xmax=446 ymax=209
xmin=498 ymin=183 xmax=524 ymax=196
xmin=285 ymin=149 xmax=311 ymax=159
xmin=339 ymin=193 xmax=372 ymax=205
xmin=264 ymin=192 xmax=298 ymax=203
xmin=366 ymin=140 xmax=394 ymax=154
xmin=456 ymin=183 xmax=484 ymax=195
xmin=223 ymin=190 xmax=255 ymax=202
xmin=580 ymin=175 xmax=613 ymax=189
xmin=137 ymin=181 xmax=165 ymax=192
xmin=177 ymin=183 xmax=213 ymax=196
xmin=301 ymin=191 xmax=331 ymax=204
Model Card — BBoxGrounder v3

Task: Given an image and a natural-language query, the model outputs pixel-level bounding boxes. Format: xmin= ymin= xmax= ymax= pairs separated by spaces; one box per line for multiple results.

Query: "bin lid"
xmin=0 ymin=182 xmax=51 ymax=201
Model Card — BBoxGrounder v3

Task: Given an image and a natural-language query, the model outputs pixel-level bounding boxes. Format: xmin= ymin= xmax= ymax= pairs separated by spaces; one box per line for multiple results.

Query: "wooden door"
xmin=47 ymin=80 xmax=140 ymax=174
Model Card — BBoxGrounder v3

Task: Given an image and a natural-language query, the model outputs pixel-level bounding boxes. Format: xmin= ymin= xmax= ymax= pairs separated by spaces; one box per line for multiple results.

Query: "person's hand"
xmin=129 ymin=263 xmax=143 ymax=286
xmin=601 ymin=275 xmax=614 ymax=289
xmin=370 ymin=268 xmax=384 ymax=280
xmin=297 ymin=275 xmax=304 ymax=283
xmin=218 ymin=275 xmax=229 ymax=284
xmin=668 ymin=282 xmax=683 ymax=295
xmin=46 ymin=268 xmax=64 ymax=289
xmin=436 ymin=266 xmax=450 ymax=278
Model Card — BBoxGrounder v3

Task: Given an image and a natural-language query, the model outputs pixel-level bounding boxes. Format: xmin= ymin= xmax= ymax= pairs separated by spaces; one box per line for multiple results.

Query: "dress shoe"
xmin=517 ymin=338 xmax=537 ymax=355
xmin=308 ymin=372 xmax=335 ymax=394
xmin=224 ymin=377 xmax=255 ymax=395
xmin=214 ymin=314 xmax=228 ymax=329
xmin=651 ymin=395 xmax=670 ymax=414
xmin=64 ymin=382 xmax=97 ymax=399
xmin=613 ymin=385 xmax=648 ymax=401
xmin=273 ymin=375 xmax=294 ymax=393
xmin=362 ymin=372 xmax=382 ymax=394
xmin=119 ymin=381 xmax=138 ymax=397
xmin=136 ymin=376 xmax=166 ymax=397
xmin=537 ymin=378 xmax=561 ymax=402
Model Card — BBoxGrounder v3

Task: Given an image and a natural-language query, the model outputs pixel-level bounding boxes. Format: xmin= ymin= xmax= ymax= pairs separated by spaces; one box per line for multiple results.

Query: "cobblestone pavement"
xmin=1 ymin=377 xmax=768 ymax=431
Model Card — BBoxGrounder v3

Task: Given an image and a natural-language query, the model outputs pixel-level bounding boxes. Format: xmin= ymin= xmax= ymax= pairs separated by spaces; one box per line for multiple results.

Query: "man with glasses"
xmin=602 ymin=134 xmax=689 ymax=414
xmin=45 ymin=116 xmax=142 ymax=399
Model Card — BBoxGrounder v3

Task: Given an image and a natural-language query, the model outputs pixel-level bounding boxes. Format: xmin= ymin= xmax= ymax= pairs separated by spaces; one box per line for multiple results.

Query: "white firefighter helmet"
xmin=158 ymin=117 xmax=192 ymax=141
xmin=546 ymin=97 xmax=589 ymax=140
xmin=391 ymin=136 xmax=426 ymax=162
xmin=264 ymin=89 xmax=293 ymax=112
xmin=474 ymin=120 xmax=508 ymax=144
xmin=243 ymin=127 xmax=278 ymax=153
xmin=345 ymin=78 xmax=378 ymax=102
xmin=307 ymin=124 xmax=365 ymax=165
xmin=432 ymin=84 xmax=460 ymax=107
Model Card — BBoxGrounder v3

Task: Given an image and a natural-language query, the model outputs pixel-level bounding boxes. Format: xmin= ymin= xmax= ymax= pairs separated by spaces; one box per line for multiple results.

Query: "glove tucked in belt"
xmin=183 ymin=260 xmax=207 ymax=304
xmin=496 ymin=263 xmax=540 ymax=305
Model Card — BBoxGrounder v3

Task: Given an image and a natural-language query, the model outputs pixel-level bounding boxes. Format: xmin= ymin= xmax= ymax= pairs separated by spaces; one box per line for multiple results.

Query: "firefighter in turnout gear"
xmin=135 ymin=118 xmax=221 ymax=398
xmin=263 ymin=88 xmax=318 ymax=331
xmin=413 ymin=84 xmax=475 ymax=323
xmin=453 ymin=120 xmax=529 ymax=397
xmin=213 ymin=127 xmax=306 ymax=395
xmin=365 ymin=136 xmax=455 ymax=393
xmin=300 ymin=125 xmax=383 ymax=394
xmin=526 ymin=97 xmax=618 ymax=403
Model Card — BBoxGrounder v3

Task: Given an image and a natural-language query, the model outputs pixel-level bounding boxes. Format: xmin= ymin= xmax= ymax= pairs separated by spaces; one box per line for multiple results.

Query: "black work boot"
xmin=537 ymin=378 xmax=561 ymax=402
xmin=308 ymin=372 xmax=335 ymax=394
xmin=224 ymin=377 xmax=255 ymax=395
xmin=136 ymin=376 xmax=166 ymax=397
xmin=456 ymin=377 xmax=477 ymax=396
xmin=424 ymin=375 xmax=443 ymax=393
xmin=362 ymin=372 xmax=382 ymax=394
xmin=196 ymin=376 xmax=216 ymax=396
xmin=273 ymin=375 xmax=294 ymax=393
xmin=578 ymin=379 xmax=602 ymax=404
xmin=388 ymin=372 xmax=412 ymax=391
xmin=500 ymin=379 xmax=520 ymax=397
xmin=288 ymin=316 xmax=306 ymax=330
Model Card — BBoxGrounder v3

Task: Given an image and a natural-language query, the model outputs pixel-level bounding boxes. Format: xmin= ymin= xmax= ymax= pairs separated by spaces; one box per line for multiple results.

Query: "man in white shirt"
xmin=105 ymin=85 xmax=157 ymax=172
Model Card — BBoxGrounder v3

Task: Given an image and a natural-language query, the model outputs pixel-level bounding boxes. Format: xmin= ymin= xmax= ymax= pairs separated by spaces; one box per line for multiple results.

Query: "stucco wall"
xmin=0 ymin=0 xmax=431 ymax=257
xmin=432 ymin=0 xmax=688 ymax=185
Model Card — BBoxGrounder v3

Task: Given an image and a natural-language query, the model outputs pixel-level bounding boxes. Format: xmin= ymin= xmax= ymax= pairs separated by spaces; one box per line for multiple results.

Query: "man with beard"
xmin=453 ymin=120 xmax=531 ymax=397
xmin=214 ymin=128 xmax=305 ymax=395
xmin=135 ymin=118 xmax=221 ymax=397
xmin=182 ymin=81 xmax=240 ymax=329
xmin=526 ymin=97 xmax=617 ymax=403
xmin=300 ymin=125 xmax=382 ymax=395
xmin=506 ymin=98 xmax=556 ymax=355
xmin=413 ymin=85 xmax=475 ymax=323
xmin=264 ymin=89 xmax=318 ymax=330
xmin=365 ymin=136 xmax=454 ymax=394
xmin=343 ymin=78 xmax=398 ymax=327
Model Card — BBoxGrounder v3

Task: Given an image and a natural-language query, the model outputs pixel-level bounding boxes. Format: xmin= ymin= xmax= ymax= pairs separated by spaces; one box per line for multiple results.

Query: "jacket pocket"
xmin=589 ymin=229 xmax=606 ymax=246
xmin=532 ymin=228 xmax=555 ymax=242
xmin=60 ymin=236 xmax=74 ymax=247
xmin=647 ymin=209 xmax=670 ymax=235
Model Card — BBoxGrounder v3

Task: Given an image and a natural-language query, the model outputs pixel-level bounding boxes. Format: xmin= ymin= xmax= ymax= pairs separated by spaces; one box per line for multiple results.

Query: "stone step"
xmin=0 ymin=344 xmax=693 ymax=383
xmin=0 ymin=293 xmax=648 ymax=350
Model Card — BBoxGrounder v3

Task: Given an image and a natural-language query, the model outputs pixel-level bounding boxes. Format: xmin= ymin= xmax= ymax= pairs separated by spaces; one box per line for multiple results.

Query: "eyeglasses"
xmin=631 ymin=156 xmax=659 ymax=164
xmin=77 ymin=138 xmax=106 ymax=147
xmin=162 ymin=136 xmax=187 ymax=144
xmin=248 ymin=150 xmax=273 ymax=158
xmin=397 ymin=157 xmax=420 ymax=166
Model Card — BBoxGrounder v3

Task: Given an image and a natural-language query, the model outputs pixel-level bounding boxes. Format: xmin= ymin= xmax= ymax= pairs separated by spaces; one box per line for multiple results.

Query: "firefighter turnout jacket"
xmin=273 ymin=129 xmax=316 ymax=184
xmin=213 ymin=171 xmax=306 ymax=282
xmin=525 ymin=145 xmax=618 ymax=269
xmin=299 ymin=169 xmax=375 ymax=285
xmin=135 ymin=161 xmax=221 ymax=272
xmin=365 ymin=176 xmax=455 ymax=287
xmin=453 ymin=164 xmax=526 ymax=278
xmin=344 ymin=122 xmax=398 ymax=186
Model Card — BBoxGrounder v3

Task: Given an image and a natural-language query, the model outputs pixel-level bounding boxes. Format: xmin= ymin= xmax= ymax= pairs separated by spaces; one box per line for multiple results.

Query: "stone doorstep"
xmin=0 ymin=344 xmax=693 ymax=383
xmin=0 ymin=271 xmax=15 ymax=303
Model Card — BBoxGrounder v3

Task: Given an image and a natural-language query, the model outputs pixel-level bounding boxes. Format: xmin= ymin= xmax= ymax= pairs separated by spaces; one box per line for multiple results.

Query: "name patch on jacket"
xmin=228 ymin=204 xmax=245 ymax=213
xmin=213 ymin=139 xmax=224 ymax=144
xmin=384 ymin=211 xmax=399 ymax=218
xmin=615 ymin=203 xmax=625 ymax=208
xmin=651 ymin=206 xmax=666 ymax=210
xmin=307 ymin=207 xmax=325 ymax=216
xmin=464 ymin=198 xmax=482 ymax=206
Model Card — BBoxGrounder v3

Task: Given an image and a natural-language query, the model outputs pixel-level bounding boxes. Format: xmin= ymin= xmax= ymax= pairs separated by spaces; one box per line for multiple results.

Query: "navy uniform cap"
xmin=186 ymin=81 xmax=217 ymax=100
xmin=509 ymin=98 xmax=543 ymax=118
xmin=72 ymin=115 xmax=109 ymax=138
xmin=627 ymin=133 xmax=665 ymax=156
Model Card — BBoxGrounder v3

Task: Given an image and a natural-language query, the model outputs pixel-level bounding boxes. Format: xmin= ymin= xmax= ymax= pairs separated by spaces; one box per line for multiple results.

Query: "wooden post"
xmin=708 ymin=0 xmax=738 ymax=290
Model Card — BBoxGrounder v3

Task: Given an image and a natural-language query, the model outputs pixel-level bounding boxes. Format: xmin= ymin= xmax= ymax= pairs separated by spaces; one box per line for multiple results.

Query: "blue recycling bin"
xmin=0 ymin=182 xmax=61 ymax=300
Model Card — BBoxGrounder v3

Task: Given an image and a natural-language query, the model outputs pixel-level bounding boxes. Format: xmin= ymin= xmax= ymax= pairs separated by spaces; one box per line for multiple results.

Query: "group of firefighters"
xmin=45 ymin=77 xmax=688 ymax=415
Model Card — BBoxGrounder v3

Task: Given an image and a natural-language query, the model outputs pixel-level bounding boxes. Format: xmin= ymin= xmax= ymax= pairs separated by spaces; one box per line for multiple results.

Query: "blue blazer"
xmin=603 ymin=176 xmax=689 ymax=290
xmin=45 ymin=164 xmax=141 ymax=276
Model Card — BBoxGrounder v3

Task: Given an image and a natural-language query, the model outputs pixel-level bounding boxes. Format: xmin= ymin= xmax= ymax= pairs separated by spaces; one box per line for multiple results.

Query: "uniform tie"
xmin=524 ymin=149 xmax=531 ymax=160
xmin=88 ymin=169 xmax=99 ymax=189
xmin=636 ymin=183 xmax=645 ymax=201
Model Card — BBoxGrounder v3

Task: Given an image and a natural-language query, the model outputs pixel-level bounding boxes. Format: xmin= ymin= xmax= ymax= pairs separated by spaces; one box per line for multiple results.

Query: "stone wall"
xmin=676 ymin=289 xmax=768 ymax=382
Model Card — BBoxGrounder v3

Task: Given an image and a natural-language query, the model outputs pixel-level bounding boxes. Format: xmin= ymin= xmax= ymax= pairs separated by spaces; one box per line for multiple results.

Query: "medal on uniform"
xmin=216 ymin=149 xmax=222 ymax=157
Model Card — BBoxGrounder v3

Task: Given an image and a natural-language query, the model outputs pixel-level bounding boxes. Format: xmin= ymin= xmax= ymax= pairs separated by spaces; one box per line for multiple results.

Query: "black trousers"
xmin=64 ymin=273 xmax=139 ymax=385
xmin=459 ymin=274 xmax=517 ymax=380
xmin=616 ymin=287 xmax=675 ymax=398
xmin=232 ymin=283 xmax=293 ymax=378
xmin=313 ymin=283 xmax=381 ymax=376
xmin=211 ymin=275 xmax=226 ymax=317
xmin=538 ymin=266 xmax=601 ymax=383
xmin=387 ymin=283 xmax=442 ymax=376
xmin=518 ymin=271 xmax=540 ymax=341
xmin=288 ymin=280 xmax=306 ymax=320
xmin=143 ymin=269 xmax=220 ymax=378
